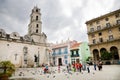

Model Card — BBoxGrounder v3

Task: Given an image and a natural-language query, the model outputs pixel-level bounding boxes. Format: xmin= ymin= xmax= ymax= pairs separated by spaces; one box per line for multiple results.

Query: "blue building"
xmin=52 ymin=40 xmax=77 ymax=66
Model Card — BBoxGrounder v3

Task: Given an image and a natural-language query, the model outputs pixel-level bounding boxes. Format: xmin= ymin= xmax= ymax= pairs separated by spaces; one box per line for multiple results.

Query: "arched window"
xmin=36 ymin=24 xmax=39 ymax=28
xmin=36 ymin=29 xmax=38 ymax=33
xmin=36 ymin=16 xmax=38 ymax=20
xmin=36 ymin=9 xmax=38 ymax=12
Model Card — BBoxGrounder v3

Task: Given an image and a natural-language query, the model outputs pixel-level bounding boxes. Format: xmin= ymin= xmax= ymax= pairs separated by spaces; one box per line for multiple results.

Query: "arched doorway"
xmin=110 ymin=46 xmax=119 ymax=60
xmin=93 ymin=49 xmax=99 ymax=61
xmin=100 ymin=48 xmax=107 ymax=56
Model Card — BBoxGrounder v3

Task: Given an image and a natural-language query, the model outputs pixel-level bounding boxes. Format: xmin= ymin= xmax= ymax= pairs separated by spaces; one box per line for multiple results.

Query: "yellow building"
xmin=86 ymin=9 xmax=120 ymax=62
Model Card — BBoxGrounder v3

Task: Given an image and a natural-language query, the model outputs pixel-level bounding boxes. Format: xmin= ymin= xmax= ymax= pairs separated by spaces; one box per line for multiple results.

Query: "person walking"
xmin=86 ymin=63 xmax=90 ymax=73
xmin=93 ymin=62 xmax=97 ymax=70
xmin=79 ymin=63 xmax=82 ymax=72
xmin=97 ymin=61 xmax=102 ymax=71
xmin=58 ymin=65 xmax=60 ymax=73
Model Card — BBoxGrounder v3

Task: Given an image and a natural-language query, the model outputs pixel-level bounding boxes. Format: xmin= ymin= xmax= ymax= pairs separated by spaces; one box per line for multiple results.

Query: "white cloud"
xmin=60 ymin=0 xmax=82 ymax=17
xmin=0 ymin=0 xmax=119 ymax=43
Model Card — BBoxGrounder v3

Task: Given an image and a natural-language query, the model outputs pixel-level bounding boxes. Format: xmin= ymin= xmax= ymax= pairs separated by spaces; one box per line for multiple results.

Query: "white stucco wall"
xmin=0 ymin=40 xmax=48 ymax=67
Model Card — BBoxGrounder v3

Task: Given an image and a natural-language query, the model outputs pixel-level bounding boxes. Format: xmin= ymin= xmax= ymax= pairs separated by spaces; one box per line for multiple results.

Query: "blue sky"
xmin=0 ymin=0 xmax=120 ymax=43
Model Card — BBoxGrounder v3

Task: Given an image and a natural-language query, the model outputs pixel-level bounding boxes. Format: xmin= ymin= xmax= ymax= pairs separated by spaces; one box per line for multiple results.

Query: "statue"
xmin=34 ymin=55 xmax=38 ymax=62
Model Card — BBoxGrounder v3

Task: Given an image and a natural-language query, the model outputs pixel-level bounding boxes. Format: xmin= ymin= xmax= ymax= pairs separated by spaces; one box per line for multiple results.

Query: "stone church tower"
xmin=0 ymin=6 xmax=51 ymax=68
xmin=28 ymin=6 xmax=47 ymax=43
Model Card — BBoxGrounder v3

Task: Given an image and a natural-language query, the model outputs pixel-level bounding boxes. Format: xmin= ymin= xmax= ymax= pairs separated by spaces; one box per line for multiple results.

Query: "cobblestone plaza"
xmin=10 ymin=65 xmax=120 ymax=80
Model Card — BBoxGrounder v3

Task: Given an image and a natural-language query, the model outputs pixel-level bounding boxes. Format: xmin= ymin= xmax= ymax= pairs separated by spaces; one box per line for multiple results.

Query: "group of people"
xmin=43 ymin=61 xmax=103 ymax=74
xmin=66 ymin=62 xmax=83 ymax=73
xmin=67 ymin=61 xmax=103 ymax=73
xmin=93 ymin=61 xmax=103 ymax=71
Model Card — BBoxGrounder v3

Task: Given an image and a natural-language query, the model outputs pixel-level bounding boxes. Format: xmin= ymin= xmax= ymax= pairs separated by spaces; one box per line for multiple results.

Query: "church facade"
xmin=0 ymin=6 xmax=50 ymax=67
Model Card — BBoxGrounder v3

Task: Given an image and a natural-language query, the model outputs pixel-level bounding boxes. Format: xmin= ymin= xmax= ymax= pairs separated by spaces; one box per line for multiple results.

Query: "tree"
xmin=0 ymin=61 xmax=15 ymax=77
xmin=101 ymin=52 xmax=112 ymax=60
xmin=86 ymin=57 xmax=92 ymax=61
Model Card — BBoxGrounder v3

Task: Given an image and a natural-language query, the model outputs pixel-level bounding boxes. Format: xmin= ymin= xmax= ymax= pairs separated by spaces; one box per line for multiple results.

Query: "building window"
xmin=59 ymin=49 xmax=61 ymax=54
xmin=64 ymin=55 xmax=67 ymax=59
xmin=90 ymin=28 xmax=94 ymax=32
xmin=93 ymin=39 xmax=96 ymax=44
xmin=105 ymin=17 xmax=109 ymax=21
xmin=98 ymin=32 xmax=102 ymax=36
xmin=65 ymin=60 xmax=67 ymax=64
xmin=64 ymin=48 xmax=68 ymax=54
xmin=106 ymin=23 xmax=111 ymax=27
xmin=91 ymin=34 xmax=95 ymax=38
xmin=99 ymin=38 xmax=103 ymax=42
xmin=53 ymin=50 xmax=56 ymax=55
xmin=97 ymin=26 xmax=101 ymax=30
xmin=36 ymin=29 xmax=38 ymax=33
xmin=36 ymin=24 xmax=39 ymax=28
xmin=76 ymin=50 xmax=78 ymax=54
xmin=36 ymin=9 xmax=38 ymax=12
xmin=108 ymin=29 xmax=112 ymax=34
xmin=76 ymin=50 xmax=79 ymax=57
xmin=14 ymin=34 xmax=16 ymax=37
xmin=71 ymin=51 xmax=74 ymax=56
xmin=117 ymin=20 xmax=120 ymax=24
xmin=36 ymin=16 xmax=38 ymax=21
xmin=109 ymin=35 xmax=114 ymax=40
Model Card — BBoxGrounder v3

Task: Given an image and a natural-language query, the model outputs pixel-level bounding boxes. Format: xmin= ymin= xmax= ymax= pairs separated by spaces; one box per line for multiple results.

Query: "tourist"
xmin=44 ymin=64 xmax=49 ymax=74
xmin=93 ymin=62 xmax=97 ymax=70
xmin=66 ymin=64 xmax=70 ymax=73
xmin=97 ymin=61 xmax=102 ymax=71
xmin=86 ymin=63 xmax=90 ymax=73
xmin=58 ymin=65 xmax=60 ymax=73
xmin=79 ymin=63 xmax=82 ymax=72
xmin=72 ymin=62 xmax=76 ymax=72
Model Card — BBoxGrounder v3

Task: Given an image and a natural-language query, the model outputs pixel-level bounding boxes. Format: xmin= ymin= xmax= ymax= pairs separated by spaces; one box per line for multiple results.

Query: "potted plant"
xmin=0 ymin=61 xmax=15 ymax=80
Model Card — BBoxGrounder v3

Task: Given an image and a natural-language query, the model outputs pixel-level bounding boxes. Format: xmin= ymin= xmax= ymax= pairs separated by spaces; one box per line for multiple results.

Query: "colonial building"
xmin=86 ymin=9 xmax=120 ymax=62
xmin=52 ymin=40 xmax=77 ymax=66
xmin=70 ymin=43 xmax=81 ymax=64
xmin=70 ymin=42 xmax=90 ymax=64
xmin=0 ymin=6 xmax=50 ymax=67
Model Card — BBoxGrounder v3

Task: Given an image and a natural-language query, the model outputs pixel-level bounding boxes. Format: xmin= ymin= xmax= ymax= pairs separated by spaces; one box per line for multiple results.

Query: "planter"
xmin=0 ymin=74 xmax=9 ymax=80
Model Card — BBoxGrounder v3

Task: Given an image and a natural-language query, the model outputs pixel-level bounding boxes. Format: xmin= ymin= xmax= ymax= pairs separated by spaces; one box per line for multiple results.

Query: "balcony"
xmin=71 ymin=54 xmax=79 ymax=57
xmin=89 ymin=37 xmax=120 ymax=46
xmin=88 ymin=23 xmax=120 ymax=34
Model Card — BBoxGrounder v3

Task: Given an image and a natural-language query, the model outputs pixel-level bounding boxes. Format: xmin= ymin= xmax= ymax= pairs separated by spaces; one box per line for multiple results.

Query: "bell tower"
xmin=28 ymin=6 xmax=47 ymax=43
xmin=28 ymin=6 xmax=42 ymax=35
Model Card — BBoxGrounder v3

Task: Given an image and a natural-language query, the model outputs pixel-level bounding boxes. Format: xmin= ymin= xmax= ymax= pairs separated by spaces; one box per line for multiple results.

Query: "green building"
xmin=70 ymin=42 xmax=90 ymax=64
xmin=79 ymin=42 xmax=90 ymax=64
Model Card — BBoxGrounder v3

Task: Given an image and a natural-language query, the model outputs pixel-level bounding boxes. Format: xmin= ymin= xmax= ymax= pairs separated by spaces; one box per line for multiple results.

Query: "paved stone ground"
xmin=10 ymin=65 xmax=120 ymax=80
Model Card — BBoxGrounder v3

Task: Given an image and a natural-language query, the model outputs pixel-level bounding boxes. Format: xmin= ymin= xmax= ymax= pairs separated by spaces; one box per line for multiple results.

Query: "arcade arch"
xmin=93 ymin=49 xmax=99 ymax=61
